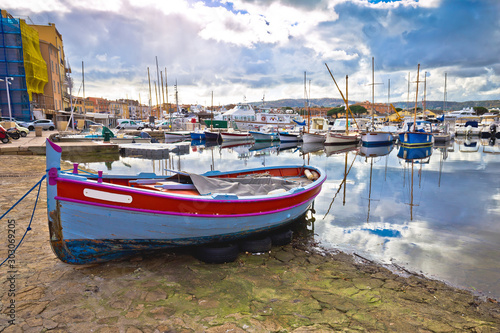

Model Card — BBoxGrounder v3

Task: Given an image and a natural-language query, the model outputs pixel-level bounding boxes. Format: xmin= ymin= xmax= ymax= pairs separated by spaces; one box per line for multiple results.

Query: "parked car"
xmin=13 ymin=122 xmax=29 ymax=137
xmin=115 ymin=120 xmax=143 ymax=130
xmin=0 ymin=116 xmax=17 ymax=122
xmin=20 ymin=119 xmax=56 ymax=131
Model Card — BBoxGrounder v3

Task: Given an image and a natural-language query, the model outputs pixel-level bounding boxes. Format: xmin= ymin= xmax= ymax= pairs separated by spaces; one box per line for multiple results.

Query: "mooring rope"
xmin=0 ymin=174 xmax=46 ymax=268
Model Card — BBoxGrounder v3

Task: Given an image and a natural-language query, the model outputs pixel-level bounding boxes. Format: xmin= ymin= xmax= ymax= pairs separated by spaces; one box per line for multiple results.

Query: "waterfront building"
xmin=30 ymin=22 xmax=70 ymax=115
xmin=87 ymin=97 xmax=110 ymax=114
xmin=109 ymin=100 xmax=129 ymax=118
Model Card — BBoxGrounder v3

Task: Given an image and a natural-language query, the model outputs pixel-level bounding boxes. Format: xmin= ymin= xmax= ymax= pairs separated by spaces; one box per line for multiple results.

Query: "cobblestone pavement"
xmin=1 ymin=155 xmax=499 ymax=332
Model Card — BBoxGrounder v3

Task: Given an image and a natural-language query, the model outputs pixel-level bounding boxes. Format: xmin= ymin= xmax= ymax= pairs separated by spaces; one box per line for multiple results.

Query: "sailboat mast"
xmin=147 ymin=67 xmax=152 ymax=120
xmin=407 ymin=72 xmax=410 ymax=112
xmin=443 ymin=73 xmax=447 ymax=112
xmin=387 ymin=79 xmax=390 ymax=114
xmin=160 ymin=71 xmax=165 ymax=121
xmin=210 ymin=91 xmax=214 ymax=130
xmin=165 ymin=68 xmax=170 ymax=125
xmin=345 ymin=75 xmax=349 ymax=134
xmin=414 ymin=64 xmax=420 ymax=129
xmin=423 ymin=71 xmax=427 ymax=117
xmin=304 ymin=71 xmax=309 ymax=133
xmin=155 ymin=56 xmax=162 ymax=120
xmin=371 ymin=57 xmax=374 ymax=123
xmin=82 ymin=61 xmax=86 ymax=124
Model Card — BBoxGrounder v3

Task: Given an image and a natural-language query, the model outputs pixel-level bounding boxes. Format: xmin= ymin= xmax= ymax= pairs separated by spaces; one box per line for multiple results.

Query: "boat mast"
xmin=147 ymin=67 xmax=152 ymax=120
xmin=371 ymin=57 xmax=374 ymax=126
xmin=210 ymin=91 xmax=214 ymax=130
xmin=304 ymin=71 xmax=309 ymax=133
xmin=414 ymin=64 xmax=420 ymax=130
xmin=443 ymin=72 xmax=447 ymax=112
xmin=387 ymin=79 xmax=390 ymax=115
xmin=160 ymin=70 xmax=165 ymax=121
xmin=165 ymin=68 xmax=170 ymax=126
xmin=369 ymin=57 xmax=382 ymax=129
xmin=345 ymin=75 xmax=349 ymax=134
xmin=82 ymin=61 xmax=86 ymax=125
xmin=407 ymin=72 xmax=410 ymax=113
xmin=155 ymin=56 xmax=162 ymax=121
xmin=423 ymin=71 xmax=427 ymax=118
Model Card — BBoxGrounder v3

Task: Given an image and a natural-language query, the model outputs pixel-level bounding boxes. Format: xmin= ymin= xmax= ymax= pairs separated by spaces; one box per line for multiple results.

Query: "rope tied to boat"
xmin=0 ymin=174 xmax=46 ymax=268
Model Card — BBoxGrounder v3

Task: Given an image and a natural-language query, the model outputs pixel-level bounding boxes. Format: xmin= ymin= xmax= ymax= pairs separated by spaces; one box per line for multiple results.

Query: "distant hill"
xmin=249 ymin=98 xmax=500 ymax=112
xmin=250 ymin=98 xmax=345 ymax=109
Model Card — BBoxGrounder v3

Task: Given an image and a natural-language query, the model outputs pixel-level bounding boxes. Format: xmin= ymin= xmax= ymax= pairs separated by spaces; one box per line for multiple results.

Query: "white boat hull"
xmin=278 ymin=133 xmax=301 ymax=142
xmin=325 ymin=132 xmax=360 ymax=145
xmin=249 ymin=131 xmax=279 ymax=142
xmin=361 ymin=131 xmax=394 ymax=146
xmin=220 ymin=132 xmax=253 ymax=141
xmin=302 ymin=132 xmax=325 ymax=144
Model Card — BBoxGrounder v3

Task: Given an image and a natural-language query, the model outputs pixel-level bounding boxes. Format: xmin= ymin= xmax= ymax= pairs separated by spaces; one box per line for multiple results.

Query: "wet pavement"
xmin=0 ymin=154 xmax=499 ymax=332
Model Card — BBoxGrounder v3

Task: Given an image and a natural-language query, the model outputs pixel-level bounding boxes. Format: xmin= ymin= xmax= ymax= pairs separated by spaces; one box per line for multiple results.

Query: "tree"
xmin=327 ymin=106 xmax=345 ymax=118
xmin=473 ymin=106 xmax=488 ymax=115
xmin=349 ymin=105 xmax=368 ymax=115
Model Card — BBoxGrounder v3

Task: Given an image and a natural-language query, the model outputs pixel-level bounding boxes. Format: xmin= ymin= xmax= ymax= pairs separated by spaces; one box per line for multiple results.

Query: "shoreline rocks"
xmin=1 ymin=155 xmax=499 ymax=332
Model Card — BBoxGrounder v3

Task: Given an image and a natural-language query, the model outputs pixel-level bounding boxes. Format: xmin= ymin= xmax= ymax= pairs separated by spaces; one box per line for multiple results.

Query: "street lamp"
xmin=0 ymin=77 xmax=14 ymax=121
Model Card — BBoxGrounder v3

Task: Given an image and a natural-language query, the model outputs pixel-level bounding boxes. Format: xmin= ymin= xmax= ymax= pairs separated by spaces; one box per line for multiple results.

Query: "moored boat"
xmin=302 ymin=132 xmax=326 ymax=144
xmin=398 ymin=64 xmax=433 ymax=148
xmin=360 ymin=131 xmax=394 ymax=146
xmin=45 ymin=139 xmax=326 ymax=264
xmin=204 ymin=130 xmax=221 ymax=141
xmin=220 ymin=131 xmax=253 ymax=141
xmin=249 ymin=130 xmax=279 ymax=142
xmin=278 ymin=132 xmax=301 ymax=142
xmin=164 ymin=131 xmax=191 ymax=140
xmin=325 ymin=132 xmax=360 ymax=145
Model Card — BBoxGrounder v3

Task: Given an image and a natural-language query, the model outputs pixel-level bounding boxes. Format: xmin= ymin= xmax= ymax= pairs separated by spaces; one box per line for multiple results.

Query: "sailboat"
xmin=204 ymin=91 xmax=222 ymax=142
xmin=325 ymin=75 xmax=360 ymax=145
xmin=360 ymin=57 xmax=394 ymax=147
xmin=398 ymin=64 xmax=434 ymax=147
xmin=301 ymin=72 xmax=326 ymax=144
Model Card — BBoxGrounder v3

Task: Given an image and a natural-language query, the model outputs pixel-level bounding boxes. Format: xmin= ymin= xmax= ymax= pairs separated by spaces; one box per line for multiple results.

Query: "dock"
xmin=0 ymin=130 xmax=119 ymax=155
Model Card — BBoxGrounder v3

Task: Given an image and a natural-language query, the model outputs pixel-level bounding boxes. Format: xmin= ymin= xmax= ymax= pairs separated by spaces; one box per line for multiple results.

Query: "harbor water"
xmin=67 ymin=137 xmax=500 ymax=301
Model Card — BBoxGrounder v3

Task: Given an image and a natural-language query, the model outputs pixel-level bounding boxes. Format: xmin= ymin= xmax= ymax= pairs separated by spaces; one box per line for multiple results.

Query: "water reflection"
xmin=68 ymin=138 xmax=500 ymax=300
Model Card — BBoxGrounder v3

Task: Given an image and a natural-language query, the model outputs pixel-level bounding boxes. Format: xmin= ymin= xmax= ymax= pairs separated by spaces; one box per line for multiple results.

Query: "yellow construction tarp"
xmin=20 ymin=20 xmax=48 ymax=101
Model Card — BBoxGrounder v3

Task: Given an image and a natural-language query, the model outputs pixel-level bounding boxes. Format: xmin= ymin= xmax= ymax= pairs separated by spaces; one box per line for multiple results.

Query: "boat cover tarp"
xmin=189 ymin=173 xmax=301 ymax=196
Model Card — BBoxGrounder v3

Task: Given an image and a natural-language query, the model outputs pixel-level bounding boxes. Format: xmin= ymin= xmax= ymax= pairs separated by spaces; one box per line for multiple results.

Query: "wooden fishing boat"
xmin=45 ymin=139 xmax=326 ymax=264
xmin=204 ymin=130 xmax=221 ymax=141
xmin=249 ymin=130 xmax=279 ymax=142
xmin=220 ymin=131 xmax=253 ymax=141
xmin=360 ymin=58 xmax=394 ymax=147
xmin=190 ymin=130 xmax=206 ymax=140
xmin=278 ymin=132 xmax=301 ymax=142
xmin=302 ymin=132 xmax=326 ymax=144
xmin=164 ymin=131 xmax=191 ymax=140
xmin=399 ymin=64 xmax=433 ymax=147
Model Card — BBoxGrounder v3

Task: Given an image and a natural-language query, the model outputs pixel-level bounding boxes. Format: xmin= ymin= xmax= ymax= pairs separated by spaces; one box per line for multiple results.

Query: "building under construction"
xmin=0 ymin=10 xmax=48 ymax=121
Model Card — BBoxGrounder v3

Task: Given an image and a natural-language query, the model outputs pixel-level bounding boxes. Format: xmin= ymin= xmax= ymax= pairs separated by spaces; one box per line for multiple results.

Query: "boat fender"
xmin=304 ymin=169 xmax=319 ymax=181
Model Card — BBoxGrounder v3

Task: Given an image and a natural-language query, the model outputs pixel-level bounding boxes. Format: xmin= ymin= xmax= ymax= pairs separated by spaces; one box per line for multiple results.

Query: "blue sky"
xmin=3 ymin=0 xmax=499 ymax=107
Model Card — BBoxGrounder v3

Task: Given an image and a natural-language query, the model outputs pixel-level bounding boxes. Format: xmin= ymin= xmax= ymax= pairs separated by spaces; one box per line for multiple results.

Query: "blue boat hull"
xmin=55 ymin=198 xmax=313 ymax=264
xmin=397 ymin=146 xmax=433 ymax=161
xmin=190 ymin=132 xmax=206 ymax=140
xmin=398 ymin=132 xmax=433 ymax=147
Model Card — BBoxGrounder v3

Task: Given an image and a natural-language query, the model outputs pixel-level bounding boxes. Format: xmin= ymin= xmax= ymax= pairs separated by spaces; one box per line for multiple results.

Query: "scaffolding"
xmin=0 ymin=15 xmax=44 ymax=121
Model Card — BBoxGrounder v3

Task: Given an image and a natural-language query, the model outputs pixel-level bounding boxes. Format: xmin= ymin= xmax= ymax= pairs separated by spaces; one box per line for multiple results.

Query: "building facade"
xmin=30 ymin=22 xmax=70 ymax=114
xmin=0 ymin=11 xmax=45 ymax=121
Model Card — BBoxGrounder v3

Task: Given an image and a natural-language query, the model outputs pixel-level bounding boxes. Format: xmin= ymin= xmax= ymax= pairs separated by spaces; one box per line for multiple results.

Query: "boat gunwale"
xmin=55 ymin=165 xmax=326 ymax=202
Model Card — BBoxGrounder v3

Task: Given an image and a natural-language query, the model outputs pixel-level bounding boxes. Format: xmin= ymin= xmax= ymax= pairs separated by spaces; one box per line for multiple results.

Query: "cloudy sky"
xmin=3 ymin=0 xmax=500 ymax=107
